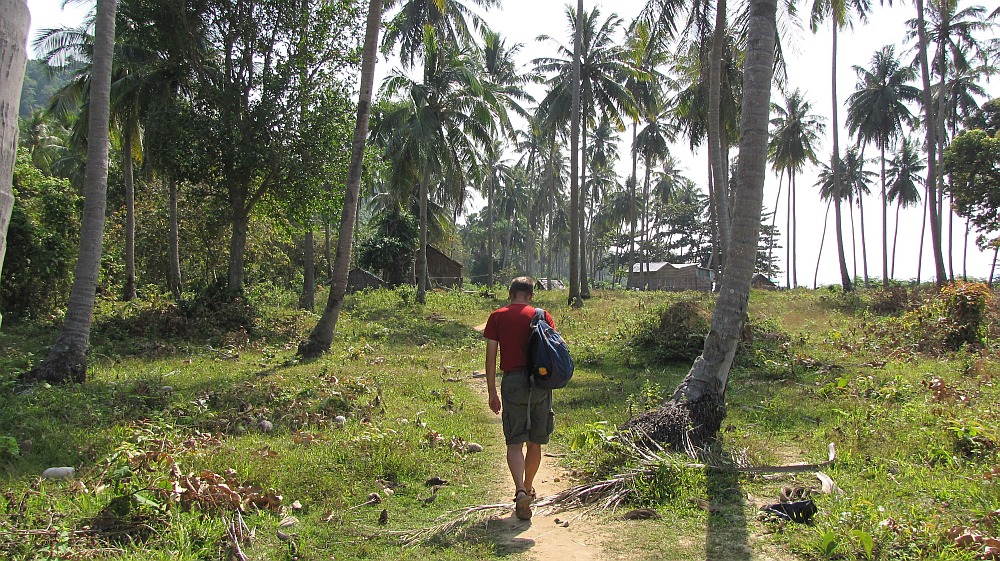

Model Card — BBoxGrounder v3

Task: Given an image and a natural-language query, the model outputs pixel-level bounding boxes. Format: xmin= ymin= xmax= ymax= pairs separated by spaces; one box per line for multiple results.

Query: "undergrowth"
xmin=1 ymin=285 xmax=998 ymax=560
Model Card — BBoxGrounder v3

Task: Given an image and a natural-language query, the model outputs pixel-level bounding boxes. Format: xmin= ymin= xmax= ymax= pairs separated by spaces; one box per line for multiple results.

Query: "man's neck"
xmin=510 ymin=297 xmax=532 ymax=305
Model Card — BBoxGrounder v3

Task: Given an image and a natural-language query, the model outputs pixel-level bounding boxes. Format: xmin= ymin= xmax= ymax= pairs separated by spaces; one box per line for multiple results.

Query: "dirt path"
xmin=487 ymin=451 xmax=609 ymax=560
xmin=466 ymin=371 xmax=608 ymax=559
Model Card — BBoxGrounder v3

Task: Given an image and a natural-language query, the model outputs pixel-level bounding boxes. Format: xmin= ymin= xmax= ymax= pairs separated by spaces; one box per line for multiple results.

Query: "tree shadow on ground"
xmin=704 ymin=457 xmax=752 ymax=560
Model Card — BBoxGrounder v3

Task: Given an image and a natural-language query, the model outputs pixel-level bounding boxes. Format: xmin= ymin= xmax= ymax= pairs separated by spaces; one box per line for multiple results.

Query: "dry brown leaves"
xmin=947 ymin=510 xmax=1000 ymax=560
xmin=165 ymin=464 xmax=283 ymax=514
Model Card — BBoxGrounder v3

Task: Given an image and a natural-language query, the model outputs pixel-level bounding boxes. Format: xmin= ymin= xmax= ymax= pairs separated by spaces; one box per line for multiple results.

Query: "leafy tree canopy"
xmin=945 ymin=126 xmax=1000 ymax=248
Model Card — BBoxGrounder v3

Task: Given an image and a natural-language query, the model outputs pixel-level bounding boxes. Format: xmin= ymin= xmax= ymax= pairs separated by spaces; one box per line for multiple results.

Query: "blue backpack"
xmin=528 ymin=308 xmax=574 ymax=390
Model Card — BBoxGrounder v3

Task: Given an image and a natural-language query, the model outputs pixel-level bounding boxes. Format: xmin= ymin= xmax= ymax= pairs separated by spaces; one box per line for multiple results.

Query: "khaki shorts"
xmin=500 ymin=371 xmax=554 ymax=445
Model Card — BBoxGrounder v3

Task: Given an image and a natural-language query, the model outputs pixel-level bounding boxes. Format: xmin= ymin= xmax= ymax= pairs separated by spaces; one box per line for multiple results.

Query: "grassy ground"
xmin=1 ymin=284 xmax=998 ymax=560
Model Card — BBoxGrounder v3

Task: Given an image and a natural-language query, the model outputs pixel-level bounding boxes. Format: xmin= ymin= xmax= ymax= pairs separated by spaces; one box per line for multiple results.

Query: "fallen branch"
xmin=685 ymin=443 xmax=838 ymax=473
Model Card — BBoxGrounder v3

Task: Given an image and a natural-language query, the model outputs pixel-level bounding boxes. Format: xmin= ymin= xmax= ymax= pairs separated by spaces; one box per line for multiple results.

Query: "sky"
xmin=25 ymin=0 xmax=1000 ymax=287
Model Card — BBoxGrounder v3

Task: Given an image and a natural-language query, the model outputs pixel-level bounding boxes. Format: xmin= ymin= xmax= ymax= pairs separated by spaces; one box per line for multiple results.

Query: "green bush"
xmin=616 ymin=298 xmax=711 ymax=364
xmin=1 ymin=150 xmax=79 ymax=322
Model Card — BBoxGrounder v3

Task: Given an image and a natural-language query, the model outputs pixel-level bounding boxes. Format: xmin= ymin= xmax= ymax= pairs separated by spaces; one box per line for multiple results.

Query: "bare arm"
xmin=485 ymin=339 xmax=501 ymax=414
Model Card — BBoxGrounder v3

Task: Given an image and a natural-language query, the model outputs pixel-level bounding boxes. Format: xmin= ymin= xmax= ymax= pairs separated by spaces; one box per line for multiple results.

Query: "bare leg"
xmin=523 ymin=442 xmax=542 ymax=496
xmin=506 ymin=443 xmax=526 ymax=493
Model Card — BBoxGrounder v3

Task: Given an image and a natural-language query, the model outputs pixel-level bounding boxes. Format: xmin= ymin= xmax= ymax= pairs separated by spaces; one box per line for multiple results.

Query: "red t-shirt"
xmin=483 ymin=303 xmax=555 ymax=372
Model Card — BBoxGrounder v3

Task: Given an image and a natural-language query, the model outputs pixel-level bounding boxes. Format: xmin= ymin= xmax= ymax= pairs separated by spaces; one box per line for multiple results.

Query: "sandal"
xmin=514 ymin=489 xmax=533 ymax=520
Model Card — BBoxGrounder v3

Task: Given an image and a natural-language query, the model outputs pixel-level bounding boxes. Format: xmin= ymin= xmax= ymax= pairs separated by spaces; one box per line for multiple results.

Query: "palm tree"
xmin=25 ymin=0 xmax=116 ymax=383
xmin=299 ymin=0 xmax=384 ymax=358
xmin=623 ymin=0 xmax=779 ymax=445
xmin=846 ymin=45 xmax=919 ymax=288
xmin=886 ymin=138 xmax=924 ymax=278
xmin=635 ymin=103 xmax=673 ymax=286
xmin=842 ymin=146 xmax=876 ymax=286
xmin=768 ymin=88 xmax=825 ymax=288
xmin=378 ymin=27 xmax=499 ymax=304
xmin=536 ymin=5 xmax=637 ymax=301
xmin=907 ymin=0 xmax=950 ymax=285
xmin=623 ymin=19 xmax=667 ymax=288
xmin=0 ymin=0 xmax=30 ymax=330
xmin=920 ymin=0 xmax=994 ymax=281
xmin=809 ymin=0 xmax=876 ymax=292
xmin=382 ymin=0 xmax=499 ymax=67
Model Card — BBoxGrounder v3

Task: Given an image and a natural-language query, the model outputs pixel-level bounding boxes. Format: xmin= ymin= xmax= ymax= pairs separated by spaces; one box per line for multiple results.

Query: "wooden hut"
xmin=628 ymin=262 xmax=714 ymax=292
xmin=535 ymin=278 xmax=566 ymax=290
xmin=751 ymin=273 xmax=778 ymax=290
xmin=347 ymin=268 xmax=387 ymax=293
xmin=425 ymin=245 xmax=464 ymax=288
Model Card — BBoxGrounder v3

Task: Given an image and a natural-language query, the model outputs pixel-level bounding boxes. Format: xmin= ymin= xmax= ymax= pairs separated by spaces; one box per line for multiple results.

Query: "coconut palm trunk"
xmin=25 ymin=0 xmax=117 ymax=383
xmin=167 ymin=178 xmax=182 ymax=298
xmin=298 ymin=0 xmax=383 ymax=358
xmin=913 ymin=0 xmax=947 ymax=285
xmin=708 ymin=0 xmax=731 ymax=276
xmin=580 ymin=99 xmax=590 ymax=299
xmin=0 ymin=0 xmax=29 ymax=330
xmin=123 ymin=128 xmax=137 ymax=301
xmin=622 ymin=0 xmax=777 ymax=445
xmin=568 ymin=0 xmax=583 ymax=308
xmin=830 ymin=20 xmax=852 ymax=291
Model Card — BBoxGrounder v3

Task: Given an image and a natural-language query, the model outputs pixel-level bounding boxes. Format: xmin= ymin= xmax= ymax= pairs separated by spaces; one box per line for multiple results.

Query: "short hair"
xmin=509 ymin=276 xmax=535 ymax=297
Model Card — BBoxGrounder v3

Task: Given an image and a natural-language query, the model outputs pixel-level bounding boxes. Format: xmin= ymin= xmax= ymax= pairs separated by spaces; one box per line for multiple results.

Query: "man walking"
xmin=483 ymin=276 xmax=555 ymax=520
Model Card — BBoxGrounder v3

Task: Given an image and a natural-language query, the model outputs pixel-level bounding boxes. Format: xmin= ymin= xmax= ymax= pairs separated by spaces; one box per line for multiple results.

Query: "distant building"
xmin=535 ymin=278 xmax=566 ymax=290
xmin=751 ymin=273 xmax=778 ymax=290
xmin=347 ymin=268 xmax=387 ymax=293
xmin=628 ymin=262 xmax=714 ymax=292
xmin=425 ymin=245 xmax=464 ymax=289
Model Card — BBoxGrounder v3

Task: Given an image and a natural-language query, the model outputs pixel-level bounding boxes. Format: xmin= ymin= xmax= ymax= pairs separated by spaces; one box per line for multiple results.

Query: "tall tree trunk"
xmin=299 ymin=229 xmax=315 ymax=310
xmin=891 ymin=202 xmax=900 ymax=279
xmin=914 ymin=0 xmax=947 ymax=285
xmin=0 ymin=0 xmax=29 ymax=330
xmin=298 ymin=0 xmax=382 ymax=358
xmin=325 ymin=220 xmax=333 ymax=280
xmin=768 ymin=171 xmax=782 ymax=285
xmin=167 ymin=178 xmax=182 ymax=298
xmin=642 ymin=156 xmax=652 ymax=288
xmin=830 ymin=21 xmax=852 ymax=292
xmin=568 ymin=0 xmax=583 ymax=308
xmin=628 ymin=122 xmax=638 ymax=288
xmin=963 ymin=216 xmax=969 ymax=281
xmin=791 ymin=170 xmax=798 ymax=287
xmin=917 ymin=193 xmax=927 ymax=285
xmin=881 ymin=148 xmax=889 ymax=288
xmin=416 ymin=169 xmax=429 ymax=302
xmin=623 ymin=0 xmax=777 ymax=446
xmin=708 ymin=0 xmax=731 ymax=277
xmin=487 ymin=175 xmax=494 ymax=286
xmin=989 ymin=243 xmax=998 ymax=289
xmin=26 ymin=0 xmax=116 ymax=383
xmin=580 ymin=100 xmax=590 ymax=299
xmin=858 ymin=189 xmax=870 ymax=288
xmin=814 ymin=200 xmax=833 ymax=289
xmin=228 ymin=203 xmax=249 ymax=293
xmin=123 ymin=129 xmax=137 ymax=301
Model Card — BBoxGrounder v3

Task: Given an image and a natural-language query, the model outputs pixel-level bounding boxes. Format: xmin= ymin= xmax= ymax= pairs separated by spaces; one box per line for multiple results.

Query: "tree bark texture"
xmin=568 ymin=0 xmax=583 ymax=308
xmin=123 ymin=129 xmax=137 ymax=301
xmin=913 ymin=0 xmax=947 ymax=284
xmin=26 ymin=0 xmax=116 ymax=383
xmin=300 ymin=229 xmax=315 ymax=310
xmin=0 ymin=0 xmax=29 ymax=330
xmin=299 ymin=0 xmax=382 ymax=358
xmin=624 ymin=0 xmax=777 ymax=447
xmin=830 ymin=22 xmax=852 ymax=291
xmin=708 ymin=0 xmax=731 ymax=276
xmin=167 ymin=178 xmax=182 ymax=298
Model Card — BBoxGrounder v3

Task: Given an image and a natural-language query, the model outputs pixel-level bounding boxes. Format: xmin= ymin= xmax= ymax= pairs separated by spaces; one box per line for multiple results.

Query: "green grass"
xmin=2 ymin=285 xmax=999 ymax=560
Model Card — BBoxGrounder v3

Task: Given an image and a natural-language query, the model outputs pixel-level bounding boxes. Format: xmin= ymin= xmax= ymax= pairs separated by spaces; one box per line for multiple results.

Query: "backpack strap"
xmin=533 ymin=307 xmax=546 ymax=324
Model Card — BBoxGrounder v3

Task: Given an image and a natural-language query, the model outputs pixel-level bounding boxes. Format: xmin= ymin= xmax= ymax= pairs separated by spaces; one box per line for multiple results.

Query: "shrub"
xmin=617 ymin=299 xmax=710 ymax=364
xmin=942 ymin=282 xmax=990 ymax=350
xmin=1 ymin=150 xmax=79 ymax=322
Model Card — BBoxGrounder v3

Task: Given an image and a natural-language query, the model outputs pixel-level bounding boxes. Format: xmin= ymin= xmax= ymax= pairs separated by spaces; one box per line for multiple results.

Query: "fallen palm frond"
xmin=391 ymin=502 xmax=513 ymax=547
xmin=393 ymin=435 xmax=840 ymax=546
